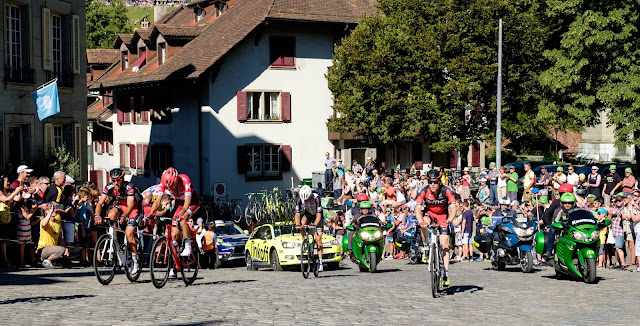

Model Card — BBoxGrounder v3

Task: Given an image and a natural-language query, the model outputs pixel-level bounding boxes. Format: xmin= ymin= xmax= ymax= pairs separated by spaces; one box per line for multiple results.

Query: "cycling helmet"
xmin=558 ymin=183 xmax=573 ymax=194
xmin=109 ymin=168 xmax=125 ymax=180
xmin=356 ymin=193 xmax=369 ymax=202
xmin=560 ymin=192 xmax=576 ymax=203
xmin=426 ymin=169 xmax=441 ymax=181
xmin=359 ymin=201 xmax=372 ymax=209
xmin=299 ymin=185 xmax=312 ymax=201
xmin=498 ymin=197 xmax=510 ymax=205
xmin=161 ymin=167 xmax=179 ymax=188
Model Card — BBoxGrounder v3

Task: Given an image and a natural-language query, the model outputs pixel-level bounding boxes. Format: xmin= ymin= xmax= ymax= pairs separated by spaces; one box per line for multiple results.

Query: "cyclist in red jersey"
xmin=94 ymin=168 xmax=141 ymax=274
xmin=415 ymin=169 xmax=458 ymax=287
xmin=149 ymin=167 xmax=200 ymax=257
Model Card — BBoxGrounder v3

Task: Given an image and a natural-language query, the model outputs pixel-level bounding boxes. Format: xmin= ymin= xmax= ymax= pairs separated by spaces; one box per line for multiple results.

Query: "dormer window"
xmin=121 ymin=50 xmax=129 ymax=71
xmin=195 ymin=7 xmax=205 ymax=22
xmin=215 ymin=2 xmax=225 ymax=17
xmin=132 ymin=46 xmax=147 ymax=72
xmin=158 ymin=42 xmax=167 ymax=66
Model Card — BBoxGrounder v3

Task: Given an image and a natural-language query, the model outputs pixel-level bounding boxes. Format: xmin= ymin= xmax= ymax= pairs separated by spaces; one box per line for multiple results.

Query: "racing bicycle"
xmin=149 ymin=216 xmax=199 ymax=288
xmin=427 ymin=224 xmax=444 ymax=298
xmin=300 ymin=224 xmax=319 ymax=279
xmin=93 ymin=218 xmax=142 ymax=285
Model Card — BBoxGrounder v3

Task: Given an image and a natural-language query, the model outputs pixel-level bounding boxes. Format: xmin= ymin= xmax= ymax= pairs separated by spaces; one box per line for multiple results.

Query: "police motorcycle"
xmin=483 ymin=211 xmax=537 ymax=273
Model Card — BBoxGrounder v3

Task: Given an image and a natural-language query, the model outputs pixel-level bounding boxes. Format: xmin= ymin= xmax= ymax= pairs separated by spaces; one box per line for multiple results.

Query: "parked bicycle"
xmin=149 ymin=216 xmax=199 ymax=288
xmin=93 ymin=219 xmax=142 ymax=285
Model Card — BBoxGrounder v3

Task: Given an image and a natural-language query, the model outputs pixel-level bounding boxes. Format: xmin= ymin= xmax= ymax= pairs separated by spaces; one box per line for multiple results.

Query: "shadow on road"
xmin=442 ymin=285 xmax=483 ymax=295
xmin=0 ymin=294 xmax=96 ymax=305
xmin=318 ymin=274 xmax=356 ymax=279
xmin=374 ymin=268 xmax=401 ymax=273
xmin=160 ymin=320 xmax=224 ymax=326
xmin=189 ymin=279 xmax=257 ymax=287
xmin=540 ymin=275 xmax=603 ymax=284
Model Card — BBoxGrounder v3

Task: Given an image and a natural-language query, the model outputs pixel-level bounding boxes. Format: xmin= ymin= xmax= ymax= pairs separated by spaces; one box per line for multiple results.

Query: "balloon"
xmin=579 ymin=173 xmax=586 ymax=182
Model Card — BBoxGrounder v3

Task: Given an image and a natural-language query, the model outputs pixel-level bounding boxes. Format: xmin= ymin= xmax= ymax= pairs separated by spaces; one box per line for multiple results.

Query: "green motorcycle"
xmin=343 ymin=215 xmax=392 ymax=273
xmin=535 ymin=209 xmax=611 ymax=283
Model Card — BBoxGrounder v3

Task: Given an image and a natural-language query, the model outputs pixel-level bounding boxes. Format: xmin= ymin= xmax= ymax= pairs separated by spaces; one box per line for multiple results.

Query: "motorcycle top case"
xmin=394 ymin=236 xmax=410 ymax=252
xmin=474 ymin=235 xmax=492 ymax=253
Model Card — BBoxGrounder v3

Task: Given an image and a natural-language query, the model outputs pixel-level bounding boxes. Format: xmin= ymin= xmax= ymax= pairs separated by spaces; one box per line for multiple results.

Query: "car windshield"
xmin=214 ymin=225 xmax=244 ymax=235
xmin=274 ymin=225 xmax=294 ymax=237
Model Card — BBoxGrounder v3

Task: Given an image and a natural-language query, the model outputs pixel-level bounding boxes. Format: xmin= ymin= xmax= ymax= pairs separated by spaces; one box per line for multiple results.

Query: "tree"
xmin=86 ymin=0 xmax=131 ymax=49
xmin=539 ymin=0 xmax=640 ymax=167
xmin=327 ymin=0 xmax=554 ymax=153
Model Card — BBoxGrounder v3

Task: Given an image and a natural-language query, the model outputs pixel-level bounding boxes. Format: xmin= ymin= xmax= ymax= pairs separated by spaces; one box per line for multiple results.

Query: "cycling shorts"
xmin=127 ymin=215 xmax=141 ymax=228
xmin=424 ymin=211 xmax=447 ymax=227
xmin=114 ymin=205 xmax=139 ymax=220
xmin=171 ymin=204 xmax=198 ymax=227
xmin=301 ymin=211 xmax=324 ymax=234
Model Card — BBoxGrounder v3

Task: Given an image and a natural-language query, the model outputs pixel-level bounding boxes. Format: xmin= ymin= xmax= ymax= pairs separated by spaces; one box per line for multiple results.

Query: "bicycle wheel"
xmin=254 ymin=202 xmax=264 ymax=224
xmin=150 ymin=236 xmax=171 ymax=289
xmin=94 ymin=234 xmax=116 ymax=285
xmin=244 ymin=203 xmax=253 ymax=227
xmin=311 ymin=235 xmax=319 ymax=278
xmin=234 ymin=205 xmax=243 ymax=224
xmin=301 ymin=236 xmax=311 ymax=279
xmin=430 ymin=244 xmax=438 ymax=298
xmin=124 ymin=238 xmax=142 ymax=282
xmin=180 ymin=239 xmax=200 ymax=286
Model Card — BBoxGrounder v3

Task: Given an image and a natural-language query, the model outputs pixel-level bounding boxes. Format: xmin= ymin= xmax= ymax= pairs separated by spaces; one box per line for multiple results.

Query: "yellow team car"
xmin=245 ymin=221 xmax=342 ymax=271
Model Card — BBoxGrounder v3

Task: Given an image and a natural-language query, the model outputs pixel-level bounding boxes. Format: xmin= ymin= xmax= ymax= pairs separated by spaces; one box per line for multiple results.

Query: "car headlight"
xmin=282 ymin=242 xmax=300 ymax=249
xmin=571 ymin=231 xmax=588 ymax=242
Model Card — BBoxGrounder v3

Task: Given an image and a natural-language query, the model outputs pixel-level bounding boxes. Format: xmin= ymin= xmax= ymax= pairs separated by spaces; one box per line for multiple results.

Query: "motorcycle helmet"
xmin=359 ymin=201 xmax=372 ymax=209
xmin=498 ymin=197 xmax=510 ymax=205
xmin=161 ymin=167 xmax=179 ymax=188
xmin=559 ymin=183 xmax=573 ymax=194
xmin=356 ymin=193 xmax=369 ymax=202
xmin=109 ymin=168 xmax=125 ymax=180
xmin=560 ymin=192 xmax=576 ymax=203
xmin=299 ymin=185 xmax=312 ymax=201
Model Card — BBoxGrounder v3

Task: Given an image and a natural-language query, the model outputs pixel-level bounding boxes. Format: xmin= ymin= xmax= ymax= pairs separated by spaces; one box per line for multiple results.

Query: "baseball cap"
xmin=509 ymin=166 xmax=515 ymax=169
xmin=557 ymin=166 xmax=563 ymax=172
xmin=463 ymin=167 xmax=470 ymax=172
xmin=489 ymin=162 xmax=496 ymax=167
xmin=625 ymin=167 xmax=632 ymax=173
xmin=586 ymin=194 xmax=596 ymax=199
xmin=510 ymin=200 xmax=519 ymax=207
xmin=591 ymin=166 xmax=599 ymax=170
xmin=65 ymin=175 xmax=75 ymax=184
xmin=610 ymin=165 xmax=616 ymax=170
xmin=597 ymin=208 xmax=608 ymax=214
xmin=538 ymin=196 xmax=549 ymax=204
xmin=17 ymin=165 xmax=33 ymax=173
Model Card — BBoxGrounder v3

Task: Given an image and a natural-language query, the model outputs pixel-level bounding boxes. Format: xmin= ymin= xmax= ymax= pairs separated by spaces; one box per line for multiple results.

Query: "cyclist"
xmin=415 ymin=169 xmax=458 ymax=287
xmin=94 ymin=168 xmax=141 ymax=274
xmin=294 ymin=185 xmax=324 ymax=272
xmin=149 ymin=167 xmax=200 ymax=257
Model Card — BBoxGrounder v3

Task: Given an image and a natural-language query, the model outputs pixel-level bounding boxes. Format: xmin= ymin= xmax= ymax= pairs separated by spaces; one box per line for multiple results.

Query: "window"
xmin=135 ymin=96 xmax=150 ymax=123
xmin=8 ymin=124 xmax=30 ymax=163
xmin=122 ymin=50 xmax=129 ymax=70
xmin=51 ymin=15 xmax=62 ymax=74
xmin=270 ymin=36 xmax=295 ymax=67
xmin=93 ymin=122 xmax=113 ymax=155
xmin=195 ymin=7 xmax=204 ymax=22
xmin=52 ymin=125 xmax=64 ymax=148
xmin=6 ymin=4 xmax=22 ymax=69
xmin=215 ymin=2 xmax=226 ymax=17
xmin=158 ymin=42 xmax=167 ymax=65
xmin=246 ymin=92 xmax=281 ymax=121
xmin=150 ymin=144 xmax=172 ymax=173
xmin=238 ymin=144 xmax=289 ymax=180
xmin=617 ymin=146 xmax=627 ymax=157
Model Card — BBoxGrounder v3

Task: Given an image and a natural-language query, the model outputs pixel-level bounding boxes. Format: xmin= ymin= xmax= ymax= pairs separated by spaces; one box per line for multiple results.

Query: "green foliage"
xmin=44 ymin=147 xmax=80 ymax=180
xmin=86 ymin=0 xmax=132 ymax=49
xmin=327 ymin=0 xmax=553 ymax=153
xmin=539 ymin=0 xmax=640 ymax=147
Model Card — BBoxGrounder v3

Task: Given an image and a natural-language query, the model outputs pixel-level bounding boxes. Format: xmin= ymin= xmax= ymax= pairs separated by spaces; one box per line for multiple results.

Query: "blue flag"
xmin=33 ymin=79 xmax=60 ymax=121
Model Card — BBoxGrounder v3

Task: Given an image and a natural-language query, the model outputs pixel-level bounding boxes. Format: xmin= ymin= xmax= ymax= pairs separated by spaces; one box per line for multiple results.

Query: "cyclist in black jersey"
xmin=294 ymin=185 xmax=324 ymax=272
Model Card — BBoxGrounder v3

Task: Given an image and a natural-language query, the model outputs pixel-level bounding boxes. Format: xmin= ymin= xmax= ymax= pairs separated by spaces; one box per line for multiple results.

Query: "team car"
xmin=213 ymin=220 xmax=249 ymax=267
xmin=245 ymin=221 xmax=342 ymax=271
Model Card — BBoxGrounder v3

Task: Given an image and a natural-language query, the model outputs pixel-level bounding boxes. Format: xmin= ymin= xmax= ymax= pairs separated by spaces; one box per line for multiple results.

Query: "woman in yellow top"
xmin=37 ymin=205 xmax=69 ymax=268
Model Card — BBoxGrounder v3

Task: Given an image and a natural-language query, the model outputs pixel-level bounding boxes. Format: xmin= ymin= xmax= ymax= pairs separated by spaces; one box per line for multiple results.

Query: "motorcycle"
xmin=487 ymin=214 xmax=537 ymax=273
xmin=343 ymin=215 xmax=392 ymax=273
xmin=535 ymin=209 xmax=611 ymax=283
xmin=394 ymin=224 xmax=426 ymax=264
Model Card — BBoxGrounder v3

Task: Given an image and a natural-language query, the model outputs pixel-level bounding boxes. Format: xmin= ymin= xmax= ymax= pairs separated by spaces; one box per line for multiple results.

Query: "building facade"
xmin=1 ymin=0 xmax=87 ymax=178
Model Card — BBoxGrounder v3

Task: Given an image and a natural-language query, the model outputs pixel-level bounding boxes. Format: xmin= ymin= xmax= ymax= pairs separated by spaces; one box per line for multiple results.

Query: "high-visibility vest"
xmin=203 ymin=230 xmax=216 ymax=251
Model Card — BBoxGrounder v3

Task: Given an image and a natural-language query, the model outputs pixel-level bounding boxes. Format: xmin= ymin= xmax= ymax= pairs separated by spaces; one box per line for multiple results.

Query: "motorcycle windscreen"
xmin=358 ymin=215 xmax=382 ymax=228
xmin=567 ymin=209 xmax=598 ymax=227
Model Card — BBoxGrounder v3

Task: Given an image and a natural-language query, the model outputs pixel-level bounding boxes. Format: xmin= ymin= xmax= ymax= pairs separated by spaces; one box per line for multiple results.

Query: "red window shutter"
xmin=131 ymin=109 xmax=136 ymax=123
xmin=142 ymin=110 xmax=149 ymax=122
xmin=117 ymin=109 xmax=124 ymax=123
xmin=119 ymin=144 xmax=126 ymax=167
xmin=281 ymin=145 xmax=291 ymax=172
xmin=283 ymin=57 xmax=294 ymax=66
xmin=104 ymin=170 xmax=110 ymax=187
xmin=129 ymin=144 xmax=136 ymax=168
xmin=142 ymin=144 xmax=149 ymax=169
xmin=449 ymin=150 xmax=457 ymax=168
xmin=281 ymin=92 xmax=291 ymax=122
xmin=93 ymin=141 xmax=98 ymax=153
xmin=472 ymin=142 xmax=480 ymax=167
xmin=237 ymin=91 xmax=247 ymax=121
xmin=123 ymin=111 xmax=131 ymax=123
xmin=237 ymin=146 xmax=248 ymax=173
xmin=90 ymin=170 xmax=97 ymax=184
xmin=101 ymin=140 xmax=106 ymax=153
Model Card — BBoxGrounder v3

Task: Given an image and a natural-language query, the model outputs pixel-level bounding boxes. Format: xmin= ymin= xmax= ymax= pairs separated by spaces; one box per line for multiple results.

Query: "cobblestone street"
xmin=1 ymin=259 xmax=639 ymax=325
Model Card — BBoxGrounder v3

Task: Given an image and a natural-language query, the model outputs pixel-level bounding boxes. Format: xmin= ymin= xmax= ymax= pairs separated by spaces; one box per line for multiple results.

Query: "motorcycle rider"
xmin=544 ymin=192 xmax=577 ymax=261
xmin=491 ymin=197 xmax=513 ymax=226
xmin=347 ymin=196 xmax=373 ymax=256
